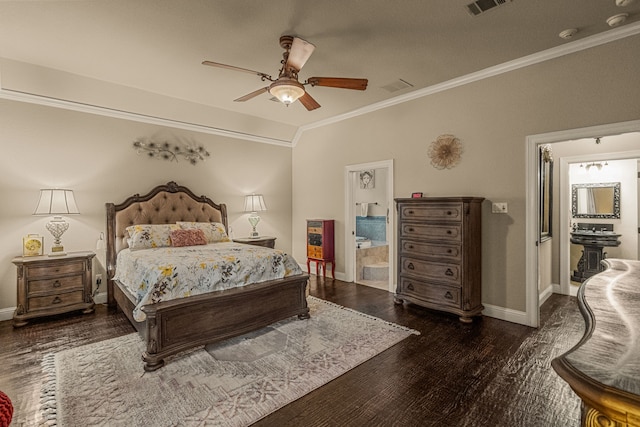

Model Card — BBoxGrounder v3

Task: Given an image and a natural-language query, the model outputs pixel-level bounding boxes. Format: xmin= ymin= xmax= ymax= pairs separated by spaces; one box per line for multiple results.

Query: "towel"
xmin=360 ymin=202 xmax=369 ymax=217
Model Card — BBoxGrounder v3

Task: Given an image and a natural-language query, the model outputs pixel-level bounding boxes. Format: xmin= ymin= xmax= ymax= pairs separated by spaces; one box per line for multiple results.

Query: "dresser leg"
xmin=393 ymin=296 xmax=404 ymax=305
xmin=459 ymin=316 xmax=474 ymax=324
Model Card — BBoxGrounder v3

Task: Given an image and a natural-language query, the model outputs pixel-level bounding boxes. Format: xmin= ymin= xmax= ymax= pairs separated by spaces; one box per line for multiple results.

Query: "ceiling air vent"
xmin=465 ymin=0 xmax=512 ymax=16
xmin=381 ymin=79 xmax=414 ymax=93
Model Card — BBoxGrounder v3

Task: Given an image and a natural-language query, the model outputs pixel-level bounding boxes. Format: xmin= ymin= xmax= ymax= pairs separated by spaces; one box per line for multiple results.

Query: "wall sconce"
xmin=33 ymin=189 xmax=80 ymax=256
xmin=580 ymin=161 xmax=609 ymax=172
xmin=243 ymin=194 xmax=267 ymax=238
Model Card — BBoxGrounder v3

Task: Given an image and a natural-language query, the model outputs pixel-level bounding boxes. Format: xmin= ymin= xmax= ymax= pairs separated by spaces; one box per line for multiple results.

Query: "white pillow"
xmin=176 ymin=222 xmax=230 ymax=243
xmin=125 ymin=224 xmax=180 ymax=250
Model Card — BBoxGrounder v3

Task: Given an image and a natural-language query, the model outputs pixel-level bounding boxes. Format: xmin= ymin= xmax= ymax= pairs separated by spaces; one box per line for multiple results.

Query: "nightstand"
xmin=233 ymin=236 xmax=276 ymax=249
xmin=12 ymin=251 xmax=96 ymax=327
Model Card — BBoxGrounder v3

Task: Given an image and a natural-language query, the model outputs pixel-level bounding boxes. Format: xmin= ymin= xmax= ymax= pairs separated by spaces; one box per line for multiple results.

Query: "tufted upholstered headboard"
xmin=105 ymin=181 xmax=228 ymax=307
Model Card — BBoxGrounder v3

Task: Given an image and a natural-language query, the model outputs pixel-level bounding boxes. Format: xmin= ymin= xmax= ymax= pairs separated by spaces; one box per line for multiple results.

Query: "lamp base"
xmin=48 ymin=245 xmax=66 ymax=257
xmin=249 ymin=231 xmax=260 ymax=238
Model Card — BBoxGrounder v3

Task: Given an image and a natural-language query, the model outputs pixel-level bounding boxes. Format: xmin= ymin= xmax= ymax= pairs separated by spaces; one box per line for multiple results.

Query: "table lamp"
xmin=33 ymin=189 xmax=80 ymax=256
xmin=243 ymin=194 xmax=267 ymax=238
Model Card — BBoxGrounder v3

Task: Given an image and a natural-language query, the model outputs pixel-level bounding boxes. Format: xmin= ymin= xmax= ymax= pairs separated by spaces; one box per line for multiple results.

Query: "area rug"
xmin=40 ymin=296 xmax=418 ymax=426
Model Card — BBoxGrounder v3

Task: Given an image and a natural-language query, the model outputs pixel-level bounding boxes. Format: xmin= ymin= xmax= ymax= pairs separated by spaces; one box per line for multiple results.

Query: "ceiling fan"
xmin=202 ymin=35 xmax=368 ymax=111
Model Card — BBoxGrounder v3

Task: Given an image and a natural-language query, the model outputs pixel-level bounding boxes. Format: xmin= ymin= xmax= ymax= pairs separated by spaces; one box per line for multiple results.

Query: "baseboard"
xmin=94 ymin=291 xmax=108 ymax=305
xmin=539 ymin=285 xmax=554 ymax=306
xmin=481 ymin=303 xmax=530 ymax=326
xmin=0 ymin=307 xmax=14 ymax=322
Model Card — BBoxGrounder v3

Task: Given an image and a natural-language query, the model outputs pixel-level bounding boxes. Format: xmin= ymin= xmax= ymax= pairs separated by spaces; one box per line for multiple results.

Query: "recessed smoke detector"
xmin=607 ymin=13 xmax=629 ymax=27
xmin=465 ymin=0 xmax=513 ymax=16
xmin=559 ymin=28 xmax=578 ymax=40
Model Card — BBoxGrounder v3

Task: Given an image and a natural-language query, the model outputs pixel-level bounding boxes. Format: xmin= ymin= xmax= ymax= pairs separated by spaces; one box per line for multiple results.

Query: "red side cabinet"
xmin=306 ymin=219 xmax=335 ymax=278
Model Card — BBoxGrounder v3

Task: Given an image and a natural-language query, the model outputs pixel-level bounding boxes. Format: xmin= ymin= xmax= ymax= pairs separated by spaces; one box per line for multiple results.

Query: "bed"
xmin=106 ymin=181 xmax=310 ymax=371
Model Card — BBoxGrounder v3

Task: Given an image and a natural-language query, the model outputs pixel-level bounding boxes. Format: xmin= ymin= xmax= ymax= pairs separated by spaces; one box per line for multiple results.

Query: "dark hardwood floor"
xmin=0 ymin=276 xmax=583 ymax=426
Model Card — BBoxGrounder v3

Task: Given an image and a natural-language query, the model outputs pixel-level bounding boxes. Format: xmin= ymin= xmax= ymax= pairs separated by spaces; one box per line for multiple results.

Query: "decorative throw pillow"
xmin=126 ymin=224 xmax=180 ymax=250
xmin=177 ymin=222 xmax=231 ymax=243
xmin=170 ymin=229 xmax=207 ymax=247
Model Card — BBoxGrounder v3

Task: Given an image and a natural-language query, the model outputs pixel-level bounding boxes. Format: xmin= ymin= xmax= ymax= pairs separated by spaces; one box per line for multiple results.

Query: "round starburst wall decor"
xmin=428 ymin=134 xmax=463 ymax=169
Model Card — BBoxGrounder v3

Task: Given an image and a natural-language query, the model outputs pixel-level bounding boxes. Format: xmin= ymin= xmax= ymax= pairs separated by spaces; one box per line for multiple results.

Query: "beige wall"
xmin=292 ymin=35 xmax=640 ymax=312
xmin=0 ymin=99 xmax=294 ymax=312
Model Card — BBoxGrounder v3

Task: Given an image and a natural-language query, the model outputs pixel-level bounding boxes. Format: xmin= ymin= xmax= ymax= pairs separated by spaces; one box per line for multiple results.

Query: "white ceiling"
xmin=1 ymin=0 xmax=639 ymax=142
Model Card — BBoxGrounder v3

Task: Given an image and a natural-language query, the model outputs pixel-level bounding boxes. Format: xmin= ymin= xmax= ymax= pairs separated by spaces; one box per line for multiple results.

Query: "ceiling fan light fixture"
xmin=269 ymin=78 xmax=305 ymax=105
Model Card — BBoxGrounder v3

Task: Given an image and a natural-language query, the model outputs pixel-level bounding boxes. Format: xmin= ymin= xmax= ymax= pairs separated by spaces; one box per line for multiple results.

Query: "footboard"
xmin=141 ymin=274 xmax=309 ymax=371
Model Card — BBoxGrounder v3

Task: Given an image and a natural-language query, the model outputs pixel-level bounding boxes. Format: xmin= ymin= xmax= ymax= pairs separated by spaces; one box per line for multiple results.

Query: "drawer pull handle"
xmin=445 ymin=268 xmax=454 ymax=276
xmin=447 ymin=230 xmax=452 ymax=235
xmin=407 ymin=263 xmax=415 ymax=270
xmin=408 ymin=210 xmax=414 ymax=214
xmin=53 ymin=280 xmax=62 ymax=288
xmin=408 ymin=227 xmax=414 ymax=232
xmin=447 ymin=211 xmax=452 ymax=215
xmin=52 ymin=296 xmax=62 ymax=304
xmin=445 ymin=291 xmax=453 ymax=300
xmin=447 ymin=249 xmax=453 ymax=254
xmin=407 ymin=283 xmax=415 ymax=291
xmin=408 ymin=245 xmax=414 ymax=249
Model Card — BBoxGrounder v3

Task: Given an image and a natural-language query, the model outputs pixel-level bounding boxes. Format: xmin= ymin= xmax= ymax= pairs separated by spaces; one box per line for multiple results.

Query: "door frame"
xmin=526 ymin=119 xmax=640 ymax=327
xmin=344 ymin=159 xmax=394 ymax=291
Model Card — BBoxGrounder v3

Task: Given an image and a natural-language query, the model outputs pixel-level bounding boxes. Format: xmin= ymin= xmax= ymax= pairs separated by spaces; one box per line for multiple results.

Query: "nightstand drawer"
xmin=28 ymin=290 xmax=85 ymax=311
xmin=27 ymin=261 xmax=85 ymax=279
xmin=28 ymin=274 xmax=83 ymax=295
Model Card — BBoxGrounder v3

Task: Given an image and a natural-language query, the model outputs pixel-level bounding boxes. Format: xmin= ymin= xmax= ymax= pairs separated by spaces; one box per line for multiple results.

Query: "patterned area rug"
xmin=41 ymin=297 xmax=418 ymax=426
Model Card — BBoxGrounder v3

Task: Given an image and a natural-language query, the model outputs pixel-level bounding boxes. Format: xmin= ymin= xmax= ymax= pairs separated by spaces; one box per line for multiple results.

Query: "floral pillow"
xmin=126 ymin=224 xmax=180 ymax=250
xmin=177 ymin=222 xmax=230 ymax=243
xmin=170 ymin=229 xmax=207 ymax=247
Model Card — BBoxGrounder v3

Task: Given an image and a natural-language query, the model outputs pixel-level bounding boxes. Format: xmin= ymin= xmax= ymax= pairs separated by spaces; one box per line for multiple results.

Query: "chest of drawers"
xmin=12 ymin=251 xmax=95 ymax=327
xmin=394 ymin=197 xmax=484 ymax=322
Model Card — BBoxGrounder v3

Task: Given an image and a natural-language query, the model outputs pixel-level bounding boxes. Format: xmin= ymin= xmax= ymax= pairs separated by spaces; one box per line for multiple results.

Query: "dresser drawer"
xmin=307 ymin=245 xmax=324 ymax=258
xmin=400 ymin=223 xmax=461 ymax=243
xmin=399 ymin=203 xmax=463 ymax=222
xmin=26 ymin=261 xmax=85 ymax=279
xmin=400 ymin=257 xmax=461 ymax=285
xmin=399 ymin=277 xmax=461 ymax=309
xmin=400 ymin=240 xmax=461 ymax=262
xmin=28 ymin=274 xmax=83 ymax=295
xmin=28 ymin=290 xmax=85 ymax=311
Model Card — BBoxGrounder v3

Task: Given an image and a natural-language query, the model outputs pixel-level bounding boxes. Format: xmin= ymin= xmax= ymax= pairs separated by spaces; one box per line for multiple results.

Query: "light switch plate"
xmin=492 ymin=202 xmax=508 ymax=213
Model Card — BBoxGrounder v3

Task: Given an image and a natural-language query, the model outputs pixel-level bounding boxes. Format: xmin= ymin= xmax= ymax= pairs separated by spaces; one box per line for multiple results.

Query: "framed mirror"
xmin=539 ymin=145 xmax=553 ymax=242
xmin=572 ymin=182 xmax=620 ymax=219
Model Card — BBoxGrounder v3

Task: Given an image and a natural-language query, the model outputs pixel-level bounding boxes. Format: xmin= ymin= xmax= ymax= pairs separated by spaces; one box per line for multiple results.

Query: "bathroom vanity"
xmin=570 ymin=224 xmax=621 ymax=282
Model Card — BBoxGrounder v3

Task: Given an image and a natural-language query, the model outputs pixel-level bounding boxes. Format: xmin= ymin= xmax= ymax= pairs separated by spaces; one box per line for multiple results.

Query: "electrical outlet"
xmin=96 ymin=274 xmax=102 ymax=285
xmin=491 ymin=202 xmax=508 ymax=214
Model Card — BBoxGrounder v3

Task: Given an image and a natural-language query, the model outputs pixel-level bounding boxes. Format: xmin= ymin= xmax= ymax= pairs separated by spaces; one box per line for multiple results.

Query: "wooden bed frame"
xmin=106 ymin=181 xmax=310 ymax=371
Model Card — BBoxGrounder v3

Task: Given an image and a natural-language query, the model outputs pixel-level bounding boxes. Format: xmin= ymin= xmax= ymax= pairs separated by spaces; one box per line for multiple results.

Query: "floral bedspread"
xmin=114 ymin=242 xmax=304 ymax=321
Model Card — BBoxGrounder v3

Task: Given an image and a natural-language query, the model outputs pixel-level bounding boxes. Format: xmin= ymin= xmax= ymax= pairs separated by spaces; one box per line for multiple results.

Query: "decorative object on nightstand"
xmin=394 ymin=197 xmax=484 ymax=323
xmin=233 ymin=236 xmax=276 ymax=249
xmin=33 ymin=189 xmax=80 ymax=256
xmin=306 ymin=219 xmax=335 ymax=279
xmin=243 ymin=194 xmax=267 ymax=238
xmin=12 ymin=251 xmax=95 ymax=327
xmin=22 ymin=234 xmax=44 ymax=257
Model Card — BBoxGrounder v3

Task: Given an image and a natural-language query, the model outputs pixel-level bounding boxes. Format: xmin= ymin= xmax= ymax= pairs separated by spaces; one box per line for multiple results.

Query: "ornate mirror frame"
xmin=571 ymin=182 xmax=621 ymax=219
xmin=539 ymin=145 xmax=553 ymax=242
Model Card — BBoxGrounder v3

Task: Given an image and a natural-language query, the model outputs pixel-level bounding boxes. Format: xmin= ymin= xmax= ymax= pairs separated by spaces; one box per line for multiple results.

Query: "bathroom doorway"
xmin=344 ymin=160 xmax=394 ymax=292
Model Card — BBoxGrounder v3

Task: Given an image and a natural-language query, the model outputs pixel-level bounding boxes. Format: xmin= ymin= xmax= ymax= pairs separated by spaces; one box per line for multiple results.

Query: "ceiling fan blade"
xmin=286 ymin=37 xmax=315 ymax=71
xmin=202 ymin=61 xmax=272 ymax=80
xmin=298 ymin=92 xmax=321 ymax=111
xmin=234 ymin=87 xmax=269 ymax=102
xmin=307 ymin=77 xmax=368 ymax=90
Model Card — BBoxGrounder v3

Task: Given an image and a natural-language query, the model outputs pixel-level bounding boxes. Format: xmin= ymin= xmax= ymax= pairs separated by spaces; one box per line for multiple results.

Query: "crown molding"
xmin=0 ymin=89 xmax=293 ymax=147
xmin=291 ymin=21 xmax=640 ymax=146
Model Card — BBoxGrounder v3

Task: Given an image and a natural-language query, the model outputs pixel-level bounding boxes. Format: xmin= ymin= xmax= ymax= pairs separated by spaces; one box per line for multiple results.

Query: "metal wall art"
xmin=133 ymin=137 xmax=210 ymax=165
xmin=428 ymin=134 xmax=463 ymax=169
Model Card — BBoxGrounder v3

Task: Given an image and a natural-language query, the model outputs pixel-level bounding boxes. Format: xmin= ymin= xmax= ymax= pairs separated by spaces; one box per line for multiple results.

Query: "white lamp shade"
xmin=34 ymin=189 xmax=80 ymax=215
xmin=243 ymin=194 xmax=267 ymax=213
